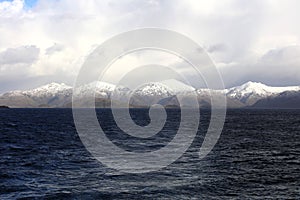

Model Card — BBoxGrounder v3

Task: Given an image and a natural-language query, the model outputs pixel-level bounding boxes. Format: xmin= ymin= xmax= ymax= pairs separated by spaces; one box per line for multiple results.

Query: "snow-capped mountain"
xmin=73 ymin=81 xmax=130 ymax=99
xmin=3 ymin=82 xmax=72 ymax=98
xmin=75 ymin=81 xmax=116 ymax=98
xmin=0 ymin=83 xmax=73 ymax=107
xmin=225 ymin=81 xmax=300 ymax=105
xmin=130 ymin=82 xmax=175 ymax=106
xmin=133 ymin=82 xmax=174 ymax=97
xmin=0 ymin=80 xmax=300 ymax=108
xmin=252 ymin=90 xmax=300 ymax=109
xmin=72 ymin=81 xmax=131 ymax=108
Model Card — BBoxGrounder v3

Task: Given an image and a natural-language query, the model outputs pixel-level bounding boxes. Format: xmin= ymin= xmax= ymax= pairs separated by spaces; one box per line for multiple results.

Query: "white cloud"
xmin=0 ymin=0 xmax=300 ymax=93
xmin=0 ymin=0 xmax=24 ymax=18
xmin=0 ymin=45 xmax=39 ymax=65
xmin=45 ymin=43 xmax=64 ymax=55
xmin=219 ymin=45 xmax=300 ymax=87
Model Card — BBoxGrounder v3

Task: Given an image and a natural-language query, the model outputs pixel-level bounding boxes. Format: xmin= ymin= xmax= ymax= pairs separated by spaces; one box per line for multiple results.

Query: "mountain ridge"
xmin=1 ymin=81 xmax=299 ymax=108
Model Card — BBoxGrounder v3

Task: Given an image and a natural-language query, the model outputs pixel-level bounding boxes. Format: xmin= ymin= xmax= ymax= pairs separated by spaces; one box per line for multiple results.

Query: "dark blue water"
xmin=0 ymin=109 xmax=299 ymax=199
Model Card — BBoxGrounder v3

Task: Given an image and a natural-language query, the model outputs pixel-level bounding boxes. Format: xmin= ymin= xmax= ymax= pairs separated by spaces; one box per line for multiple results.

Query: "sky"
xmin=0 ymin=0 xmax=300 ymax=93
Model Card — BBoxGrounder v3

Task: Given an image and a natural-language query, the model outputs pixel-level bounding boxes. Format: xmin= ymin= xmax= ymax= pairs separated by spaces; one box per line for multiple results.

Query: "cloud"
xmin=0 ymin=0 xmax=300 ymax=93
xmin=45 ymin=43 xmax=64 ymax=55
xmin=260 ymin=45 xmax=300 ymax=66
xmin=0 ymin=0 xmax=24 ymax=18
xmin=219 ymin=45 xmax=300 ymax=87
xmin=207 ymin=43 xmax=227 ymax=53
xmin=0 ymin=45 xmax=40 ymax=92
xmin=0 ymin=45 xmax=40 ymax=65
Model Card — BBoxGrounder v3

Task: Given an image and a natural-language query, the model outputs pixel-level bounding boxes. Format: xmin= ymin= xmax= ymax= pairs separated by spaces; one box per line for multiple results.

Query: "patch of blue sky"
xmin=0 ymin=0 xmax=38 ymax=8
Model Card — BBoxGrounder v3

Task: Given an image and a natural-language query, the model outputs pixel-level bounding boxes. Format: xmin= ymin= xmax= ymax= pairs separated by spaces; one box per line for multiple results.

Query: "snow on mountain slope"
xmin=1 ymin=83 xmax=72 ymax=107
xmin=4 ymin=83 xmax=72 ymax=97
xmin=227 ymin=81 xmax=300 ymax=97
xmin=24 ymin=83 xmax=72 ymax=97
xmin=129 ymin=82 xmax=178 ymax=106
xmin=1 ymin=80 xmax=300 ymax=108
xmin=130 ymin=79 xmax=196 ymax=96
xmin=74 ymin=81 xmax=131 ymax=101
xmin=133 ymin=82 xmax=175 ymax=97
xmin=74 ymin=81 xmax=116 ymax=98
xmin=225 ymin=81 xmax=300 ymax=105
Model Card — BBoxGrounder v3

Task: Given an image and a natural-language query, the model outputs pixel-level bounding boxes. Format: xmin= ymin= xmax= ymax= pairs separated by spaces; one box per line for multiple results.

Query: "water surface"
xmin=0 ymin=109 xmax=299 ymax=199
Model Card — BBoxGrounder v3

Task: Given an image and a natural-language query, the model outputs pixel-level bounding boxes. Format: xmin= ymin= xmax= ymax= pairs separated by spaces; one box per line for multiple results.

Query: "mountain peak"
xmin=18 ymin=82 xmax=73 ymax=98
xmin=134 ymin=82 xmax=174 ymax=97
xmin=226 ymin=81 xmax=300 ymax=105
xmin=227 ymin=81 xmax=269 ymax=97
xmin=1 ymin=80 xmax=300 ymax=108
xmin=239 ymin=81 xmax=266 ymax=89
xmin=32 ymin=82 xmax=72 ymax=92
xmin=38 ymin=82 xmax=71 ymax=88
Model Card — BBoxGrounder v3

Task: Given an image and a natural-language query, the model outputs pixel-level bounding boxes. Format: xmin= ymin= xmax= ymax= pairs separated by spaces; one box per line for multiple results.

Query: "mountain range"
xmin=1 ymin=80 xmax=300 ymax=109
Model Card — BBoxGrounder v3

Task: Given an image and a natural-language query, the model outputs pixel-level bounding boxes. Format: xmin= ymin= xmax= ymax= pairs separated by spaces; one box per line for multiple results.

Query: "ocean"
xmin=0 ymin=108 xmax=299 ymax=199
